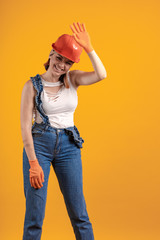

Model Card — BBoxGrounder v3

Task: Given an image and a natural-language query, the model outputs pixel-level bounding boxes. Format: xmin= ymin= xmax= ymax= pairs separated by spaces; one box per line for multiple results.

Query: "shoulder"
xmin=22 ymin=79 xmax=36 ymax=98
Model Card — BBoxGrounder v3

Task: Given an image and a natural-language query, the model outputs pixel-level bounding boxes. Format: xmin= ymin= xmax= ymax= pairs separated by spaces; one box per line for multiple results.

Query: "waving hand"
xmin=70 ymin=22 xmax=94 ymax=53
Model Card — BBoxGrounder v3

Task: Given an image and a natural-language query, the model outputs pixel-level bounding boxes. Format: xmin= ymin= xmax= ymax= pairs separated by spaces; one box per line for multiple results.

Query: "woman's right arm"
xmin=20 ymin=80 xmax=44 ymax=189
xmin=20 ymin=80 xmax=37 ymax=160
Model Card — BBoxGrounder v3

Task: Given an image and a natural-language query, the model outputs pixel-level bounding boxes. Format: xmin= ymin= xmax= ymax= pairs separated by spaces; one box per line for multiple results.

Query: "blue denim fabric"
xmin=22 ymin=74 xmax=94 ymax=240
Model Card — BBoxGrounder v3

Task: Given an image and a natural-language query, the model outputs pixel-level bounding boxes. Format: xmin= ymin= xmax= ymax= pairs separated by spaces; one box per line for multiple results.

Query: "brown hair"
xmin=43 ymin=49 xmax=70 ymax=88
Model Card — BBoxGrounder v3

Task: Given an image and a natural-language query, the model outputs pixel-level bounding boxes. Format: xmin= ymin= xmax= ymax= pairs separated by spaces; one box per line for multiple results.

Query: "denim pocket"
xmin=64 ymin=126 xmax=84 ymax=148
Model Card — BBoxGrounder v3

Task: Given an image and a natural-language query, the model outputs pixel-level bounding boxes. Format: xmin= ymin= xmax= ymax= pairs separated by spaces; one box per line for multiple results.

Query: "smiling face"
xmin=48 ymin=51 xmax=74 ymax=75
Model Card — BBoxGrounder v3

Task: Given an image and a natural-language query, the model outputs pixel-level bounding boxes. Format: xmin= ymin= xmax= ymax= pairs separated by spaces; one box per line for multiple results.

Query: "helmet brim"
xmin=52 ymin=44 xmax=80 ymax=63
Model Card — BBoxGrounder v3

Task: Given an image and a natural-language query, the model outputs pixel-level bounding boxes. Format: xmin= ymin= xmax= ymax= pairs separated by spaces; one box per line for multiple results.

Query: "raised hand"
xmin=70 ymin=22 xmax=94 ymax=53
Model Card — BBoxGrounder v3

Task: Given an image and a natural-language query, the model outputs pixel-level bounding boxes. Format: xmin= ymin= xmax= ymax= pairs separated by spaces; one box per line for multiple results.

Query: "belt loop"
xmin=44 ymin=123 xmax=49 ymax=131
xmin=32 ymin=121 xmax=36 ymax=129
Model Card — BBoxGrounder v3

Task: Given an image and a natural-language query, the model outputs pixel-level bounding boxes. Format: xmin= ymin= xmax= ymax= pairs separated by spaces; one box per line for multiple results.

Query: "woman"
xmin=20 ymin=22 xmax=107 ymax=240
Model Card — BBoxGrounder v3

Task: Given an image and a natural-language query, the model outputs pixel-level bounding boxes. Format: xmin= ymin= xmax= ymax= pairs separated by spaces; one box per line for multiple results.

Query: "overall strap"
xmin=30 ymin=74 xmax=51 ymax=127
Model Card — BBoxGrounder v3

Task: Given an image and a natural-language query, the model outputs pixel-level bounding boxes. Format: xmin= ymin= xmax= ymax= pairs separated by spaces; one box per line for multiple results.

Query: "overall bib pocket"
xmin=64 ymin=126 xmax=84 ymax=149
xmin=32 ymin=125 xmax=45 ymax=138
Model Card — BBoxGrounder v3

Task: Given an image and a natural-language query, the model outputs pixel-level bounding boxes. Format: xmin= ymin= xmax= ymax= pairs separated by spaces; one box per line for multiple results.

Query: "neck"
xmin=41 ymin=69 xmax=65 ymax=82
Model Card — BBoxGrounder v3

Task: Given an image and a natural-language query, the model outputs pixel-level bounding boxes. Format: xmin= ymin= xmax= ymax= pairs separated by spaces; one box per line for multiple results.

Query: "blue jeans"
xmin=22 ymin=122 xmax=95 ymax=240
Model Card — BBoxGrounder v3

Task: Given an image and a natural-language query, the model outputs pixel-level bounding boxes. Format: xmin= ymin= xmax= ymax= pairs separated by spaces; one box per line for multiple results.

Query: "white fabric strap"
xmin=41 ymin=78 xmax=63 ymax=87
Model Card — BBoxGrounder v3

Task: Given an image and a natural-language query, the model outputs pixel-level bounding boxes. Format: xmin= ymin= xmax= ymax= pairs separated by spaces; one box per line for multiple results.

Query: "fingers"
xmin=70 ymin=24 xmax=76 ymax=34
xmin=30 ymin=177 xmax=34 ymax=188
xmin=29 ymin=163 xmax=44 ymax=189
xmin=30 ymin=176 xmax=33 ymax=187
xmin=82 ymin=23 xmax=86 ymax=32
xmin=70 ymin=22 xmax=86 ymax=43
xmin=77 ymin=22 xmax=83 ymax=32
xmin=35 ymin=178 xmax=43 ymax=188
xmin=73 ymin=33 xmax=80 ymax=41
xmin=41 ymin=171 xmax=45 ymax=183
xmin=73 ymin=22 xmax=80 ymax=33
xmin=70 ymin=22 xmax=85 ymax=34
xmin=30 ymin=176 xmax=43 ymax=189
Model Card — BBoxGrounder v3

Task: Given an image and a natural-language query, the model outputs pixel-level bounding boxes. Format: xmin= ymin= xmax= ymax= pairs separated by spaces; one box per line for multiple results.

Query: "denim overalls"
xmin=22 ymin=74 xmax=95 ymax=240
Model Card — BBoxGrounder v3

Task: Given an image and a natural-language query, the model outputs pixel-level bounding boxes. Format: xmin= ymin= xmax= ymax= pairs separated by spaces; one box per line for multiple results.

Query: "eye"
xmin=56 ymin=56 xmax=61 ymax=60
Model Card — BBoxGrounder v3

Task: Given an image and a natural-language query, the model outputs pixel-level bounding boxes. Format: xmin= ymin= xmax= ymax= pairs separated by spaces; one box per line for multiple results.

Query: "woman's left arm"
xmin=70 ymin=22 xmax=107 ymax=86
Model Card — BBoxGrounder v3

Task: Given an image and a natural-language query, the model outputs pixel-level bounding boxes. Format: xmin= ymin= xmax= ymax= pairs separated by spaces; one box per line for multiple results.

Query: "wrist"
xmin=29 ymin=159 xmax=39 ymax=167
xmin=84 ymin=45 xmax=94 ymax=54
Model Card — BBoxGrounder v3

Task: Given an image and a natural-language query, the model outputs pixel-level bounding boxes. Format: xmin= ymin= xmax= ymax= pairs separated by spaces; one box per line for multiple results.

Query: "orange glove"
xmin=70 ymin=22 xmax=94 ymax=53
xmin=29 ymin=159 xmax=45 ymax=189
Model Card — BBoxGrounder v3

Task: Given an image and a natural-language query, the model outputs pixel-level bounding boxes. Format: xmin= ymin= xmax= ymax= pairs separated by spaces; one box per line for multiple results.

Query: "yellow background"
xmin=0 ymin=0 xmax=160 ymax=239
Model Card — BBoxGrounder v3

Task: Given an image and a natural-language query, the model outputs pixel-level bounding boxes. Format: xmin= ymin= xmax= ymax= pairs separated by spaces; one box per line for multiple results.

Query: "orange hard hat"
xmin=51 ymin=34 xmax=83 ymax=63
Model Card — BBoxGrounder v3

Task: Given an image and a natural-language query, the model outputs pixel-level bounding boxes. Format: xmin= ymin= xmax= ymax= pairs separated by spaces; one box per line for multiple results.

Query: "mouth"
xmin=54 ymin=65 xmax=64 ymax=73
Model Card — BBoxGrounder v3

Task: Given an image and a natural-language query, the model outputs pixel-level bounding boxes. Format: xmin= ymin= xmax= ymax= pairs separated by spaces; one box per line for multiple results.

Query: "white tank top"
xmin=33 ymin=70 xmax=78 ymax=128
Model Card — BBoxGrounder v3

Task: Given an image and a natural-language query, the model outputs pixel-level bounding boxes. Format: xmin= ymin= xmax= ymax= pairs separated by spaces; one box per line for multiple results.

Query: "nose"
xmin=58 ymin=63 xmax=65 ymax=70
